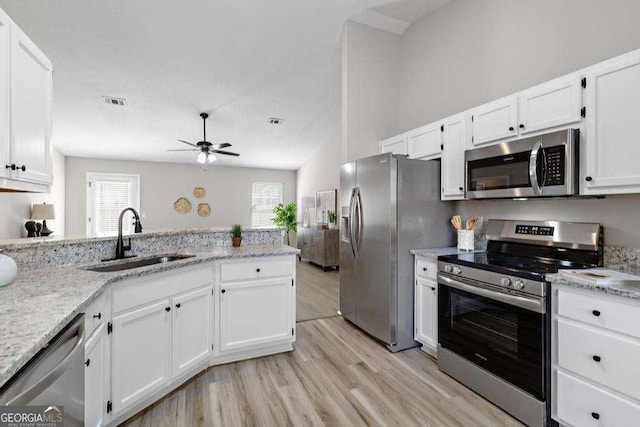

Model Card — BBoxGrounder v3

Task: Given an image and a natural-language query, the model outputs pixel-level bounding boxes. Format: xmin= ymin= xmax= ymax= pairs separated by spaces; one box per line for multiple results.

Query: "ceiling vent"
xmin=268 ymin=117 xmax=284 ymax=125
xmin=103 ymin=96 xmax=127 ymax=107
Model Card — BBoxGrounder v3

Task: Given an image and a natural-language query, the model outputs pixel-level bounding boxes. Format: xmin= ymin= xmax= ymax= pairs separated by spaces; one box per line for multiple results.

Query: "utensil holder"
xmin=457 ymin=230 xmax=474 ymax=251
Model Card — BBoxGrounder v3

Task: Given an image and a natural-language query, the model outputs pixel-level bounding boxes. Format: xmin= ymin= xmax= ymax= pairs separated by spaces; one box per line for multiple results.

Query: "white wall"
xmin=398 ymin=0 xmax=640 ymax=248
xmin=296 ymin=131 xmax=341 ymax=227
xmin=342 ymin=20 xmax=401 ymax=163
xmin=65 ymin=157 xmax=296 ymax=236
xmin=0 ymin=148 xmax=66 ymax=239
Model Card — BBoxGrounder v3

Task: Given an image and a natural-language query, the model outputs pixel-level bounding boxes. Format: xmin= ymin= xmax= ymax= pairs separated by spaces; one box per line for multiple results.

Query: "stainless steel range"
xmin=437 ymin=219 xmax=603 ymax=427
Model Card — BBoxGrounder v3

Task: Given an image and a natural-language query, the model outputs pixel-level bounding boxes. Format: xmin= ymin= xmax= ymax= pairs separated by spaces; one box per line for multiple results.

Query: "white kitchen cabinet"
xmin=583 ymin=50 xmax=640 ymax=195
xmin=85 ymin=323 xmax=108 ymax=427
xmin=518 ymin=76 xmax=583 ymax=135
xmin=407 ymin=123 xmax=442 ymax=160
xmin=0 ymin=9 xmax=10 ymax=181
xmin=111 ymin=300 xmax=171 ymax=416
xmin=441 ymin=113 xmax=468 ymax=200
xmin=379 ymin=133 xmax=408 ymax=155
xmin=471 ymin=96 xmax=518 ymax=147
xmin=220 ymin=278 xmax=293 ymax=353
xmin=171 ymin=286 xmax=212 ymax=378
xmin=414 ymin=257 xmax=438 ymax=356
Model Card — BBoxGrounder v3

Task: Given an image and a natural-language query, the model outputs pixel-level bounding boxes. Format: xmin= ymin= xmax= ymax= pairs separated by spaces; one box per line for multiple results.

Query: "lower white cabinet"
xmin=414 ymin=256 xmax=438 ymax=356
xmin=85 ymin=323 xmax=108 ymax=427
xmin=171 ymin=287 xmax=213 ymax=378
xmin=110 ymin=300 xmax=172 ymax=416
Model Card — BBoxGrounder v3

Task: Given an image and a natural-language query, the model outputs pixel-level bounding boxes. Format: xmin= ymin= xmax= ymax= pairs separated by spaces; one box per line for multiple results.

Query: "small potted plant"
xmin=231 ymin=224 xmax=242 ymax=247
xmin=327 ymin=210 xmax=336 ymax=229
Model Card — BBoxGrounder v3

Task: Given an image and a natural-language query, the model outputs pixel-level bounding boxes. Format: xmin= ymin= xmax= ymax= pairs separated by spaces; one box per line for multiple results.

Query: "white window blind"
xmin=251 ymin=182 xmax=283 ymax=228
xmin=87 ymin=173 xmax=140 ymax=237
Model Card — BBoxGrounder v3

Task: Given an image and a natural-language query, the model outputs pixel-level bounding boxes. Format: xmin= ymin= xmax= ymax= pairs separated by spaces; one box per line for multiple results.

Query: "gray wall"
xmin=398 ymin=0 xmax=640 ymax=248
xmin=0 ymin=148 xmax=66 ymax=239
xmin=65 ymin=157 xmax=296 ymax=236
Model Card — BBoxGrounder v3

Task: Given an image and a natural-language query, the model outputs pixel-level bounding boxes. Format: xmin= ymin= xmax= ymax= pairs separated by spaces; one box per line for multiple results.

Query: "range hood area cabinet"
xmin=380 ymin=47 xmax=640 ymax=199
xmin=0 ymin=7 xmax=53 ymax=193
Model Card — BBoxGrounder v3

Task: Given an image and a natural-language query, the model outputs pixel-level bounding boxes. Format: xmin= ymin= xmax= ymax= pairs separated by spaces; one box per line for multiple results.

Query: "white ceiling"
xmin=0 ymin=0 xmax=451 ymax=170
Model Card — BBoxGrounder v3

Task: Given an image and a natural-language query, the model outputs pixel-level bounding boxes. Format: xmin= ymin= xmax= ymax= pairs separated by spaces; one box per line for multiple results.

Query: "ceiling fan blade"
xmin=211 ymin=150 xmax=240 ymax=157
xmin=167 ymin=149 xmax=199 ymax=152
xmin=211 ymin=142 xmax=231 ymax=150
xmin=178 ymin=139 xmax=198 ymax=147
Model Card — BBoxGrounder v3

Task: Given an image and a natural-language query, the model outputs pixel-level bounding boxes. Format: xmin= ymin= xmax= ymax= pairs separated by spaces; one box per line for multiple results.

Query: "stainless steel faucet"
xmin=115 ymin=207 xmax=143 ymax=259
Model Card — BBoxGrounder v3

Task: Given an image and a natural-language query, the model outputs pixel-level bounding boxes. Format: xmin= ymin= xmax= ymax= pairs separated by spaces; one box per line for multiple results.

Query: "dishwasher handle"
xmin=4 ymin=318 xmax=85 ymax=406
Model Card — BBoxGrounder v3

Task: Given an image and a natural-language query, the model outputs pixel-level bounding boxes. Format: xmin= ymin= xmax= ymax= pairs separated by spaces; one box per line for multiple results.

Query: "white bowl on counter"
xmin=0 ymin=253 xmax=18 ymax=287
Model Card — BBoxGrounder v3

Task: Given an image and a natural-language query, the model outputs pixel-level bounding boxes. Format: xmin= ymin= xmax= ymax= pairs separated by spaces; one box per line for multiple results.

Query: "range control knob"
xmin=500 ymin=277 xmax=512 ymax=287
xmin=453 ymin=266 xmax=462 ymax=275
xmin=512 ymin=280 xmax=525 ymax=290
xmin=444 ymin=264 xmax=453 ymax=273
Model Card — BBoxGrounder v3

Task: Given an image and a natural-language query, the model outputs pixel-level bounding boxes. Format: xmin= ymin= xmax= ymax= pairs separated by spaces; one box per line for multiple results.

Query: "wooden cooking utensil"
xmin=451 ymin=215 xmax=462 ymax=230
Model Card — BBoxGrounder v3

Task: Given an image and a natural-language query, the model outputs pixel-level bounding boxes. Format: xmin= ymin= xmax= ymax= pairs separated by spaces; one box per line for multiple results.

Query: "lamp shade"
xmin=31 ymin=203 xmax=55 ymax=220
xmin=301 ymin=196 xmax=315 ymax=209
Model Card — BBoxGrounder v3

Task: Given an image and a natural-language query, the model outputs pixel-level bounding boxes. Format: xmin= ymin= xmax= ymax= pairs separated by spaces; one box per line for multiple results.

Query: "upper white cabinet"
xmin=0 ymin=7 xmax=52 ymax=192
xmin=518 ymin=76 xmax=583 ymax=135
xmin=583 ymin=50 xmax=640 ymax=195
xmin=379 ymin=133 xmax=407 ymax=155
xmin=471 ymin=97 xmax=518 ymax=147
xmin=407 ymin=123 xmax=442 ymax=160
xmin=441 ymin=113 xmax=468 ymax=200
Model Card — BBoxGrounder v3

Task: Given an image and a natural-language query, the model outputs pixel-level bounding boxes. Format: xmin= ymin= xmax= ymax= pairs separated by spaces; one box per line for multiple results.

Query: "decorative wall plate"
xmin=174 ymin=197 xmax=192 ymax=214
xmin=197 ymin=203 xmax=211 ymax=217
xmin=193 ymin=187 xmax=206 ymax=199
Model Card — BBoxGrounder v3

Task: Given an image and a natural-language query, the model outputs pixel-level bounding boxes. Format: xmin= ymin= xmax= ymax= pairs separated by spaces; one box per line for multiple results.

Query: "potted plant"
xmin=272 ymin=202 xmax=297 ymax=246
xmin=231 ymin=224 xmax=242 ymax=247
xmin=327 ymin=210 xmax=336 ymax=229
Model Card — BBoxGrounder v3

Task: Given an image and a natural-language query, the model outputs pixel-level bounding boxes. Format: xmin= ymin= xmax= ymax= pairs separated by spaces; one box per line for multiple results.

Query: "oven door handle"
xmin=529 ymin=140 xmax=543 ymax=196
xmin=438 ymin=274 xmax=545 ymax=314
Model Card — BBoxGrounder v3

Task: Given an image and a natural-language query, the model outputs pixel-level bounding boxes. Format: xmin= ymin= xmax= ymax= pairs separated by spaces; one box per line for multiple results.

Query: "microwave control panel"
xmin=543 ymin=145 xmax=565 ymax=186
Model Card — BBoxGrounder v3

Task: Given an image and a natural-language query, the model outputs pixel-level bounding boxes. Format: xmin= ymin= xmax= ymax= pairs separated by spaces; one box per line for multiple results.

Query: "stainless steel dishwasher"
xmin=0 ymin=314 xmax=85 ymax=426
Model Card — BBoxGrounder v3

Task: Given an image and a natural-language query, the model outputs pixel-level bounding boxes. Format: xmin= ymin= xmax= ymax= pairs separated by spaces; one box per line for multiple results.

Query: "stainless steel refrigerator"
xmin=340 ymin=153 xmax=454 ymax=352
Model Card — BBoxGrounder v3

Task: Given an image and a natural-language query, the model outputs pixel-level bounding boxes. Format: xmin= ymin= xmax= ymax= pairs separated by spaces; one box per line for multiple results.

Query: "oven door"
xmin=438 ymin=274 xmax=546 ymax=400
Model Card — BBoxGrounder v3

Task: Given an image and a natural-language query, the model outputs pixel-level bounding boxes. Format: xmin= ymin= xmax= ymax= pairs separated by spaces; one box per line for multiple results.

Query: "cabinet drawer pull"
xmin=165 ymin=306 xmax=171 ymax=312
xmin=92 ymin=313 xmax=102 ymax=319
xmin=591 ymin=412 xmax=600 ymax=420
xmin=175 ymin=303 xmax=181 ymax=308
xmin=592 ymin=355 xmax=601 ymax=362
xmin=256 ymin=268 xmax=261 ymax=273
xmin=431 ymin=287 xmax=436 ymax=291
xmin=586 ymin=176 xmax=593 ymax=182
xmin=221 ymin=289 xmax=226 ymax=294
xmin=519 ymin=123 xmax=525 ymax=129
xmin=85 ymin=359 xmax=90 ymax=367
xmin=592 ymin=310 xmax=601 ymax=317
xmin=19 ymin=165 xmax=26 ymax=172
xmin=423 ymin=267 xmax=428 ymax=272
xmin=509 ymin=126 xmax=514 ymax=131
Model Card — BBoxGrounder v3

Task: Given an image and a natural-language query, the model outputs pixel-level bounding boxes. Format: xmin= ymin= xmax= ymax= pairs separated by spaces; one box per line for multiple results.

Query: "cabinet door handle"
xmin=165 ymin=306 xmax=171 ymax=312
xmin=85 ymin=359 xmax=90 ymax=367
xmin=221 ymin=289 xmax=226 ymax=294
xmin=431 ymin=287 xmax=436 ymax=291
xmin=592 ymin=310 xmax=601 ymax=317
xmin=592 ymin=355 xmax=601 ymax=362
xmin=256 ymin=268 xmax=261 ymax=273
xmin=591 ymin=412 xmax=600 ymax=420
xmin=519 ymin=124 xmax=525 ymax=129
xmin=459 ymin=187 xmax=464 ymax=191
xmin=586 ymin=176 xmax=593 ymax=182
xmin=19 ymin=165 xmax=26 ymax=172
xmin=509 ymin=126 xmax=514 ymax=131
xmin=423 ymin=267 xmax=428 ymax=272
xmin=92 ymin=313 xmax=102 ymax=319
xmin=175 ymin=303 xmax=181 ymax=308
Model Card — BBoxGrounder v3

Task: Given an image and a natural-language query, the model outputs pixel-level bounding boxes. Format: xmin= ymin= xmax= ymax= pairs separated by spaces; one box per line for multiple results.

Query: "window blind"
xmin=251 ymin=182 xmax=283 ymax=228
xmin=95 ymin=180 xmax=131 ymax=236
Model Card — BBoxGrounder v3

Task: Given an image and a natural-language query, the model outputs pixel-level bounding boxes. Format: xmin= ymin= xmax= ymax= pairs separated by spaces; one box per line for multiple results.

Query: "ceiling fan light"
xmin=208 ymin=153 xmax=217 ymax=163
xmin=197 ymin=152 xmax=207 ymax=164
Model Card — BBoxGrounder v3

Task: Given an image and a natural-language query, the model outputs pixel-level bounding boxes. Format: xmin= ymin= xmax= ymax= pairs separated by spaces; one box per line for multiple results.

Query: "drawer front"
xmin=415 ymin=257 xmax=437 ymax=280
xmin=220 ymin=258 xmax=293 ymax=283
xmin=85 ymin=292 xmax=107 ymax=335
xmin=557 ymin=288 xmax=640 ymax=339
xmin=558 ymin=319 xmax=640 ymax=400
xmin=113 ymin=265 xmax=213 ymax=313
xmin=557 ymin=370 xmax=640 ymax=427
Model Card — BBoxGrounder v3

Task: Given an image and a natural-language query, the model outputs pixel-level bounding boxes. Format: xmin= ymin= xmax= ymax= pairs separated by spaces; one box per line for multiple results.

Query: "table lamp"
xmin=31 ymin=203 xmax=55 ymax=236
xmin=300 ymin=197 xmax=315 ymax=228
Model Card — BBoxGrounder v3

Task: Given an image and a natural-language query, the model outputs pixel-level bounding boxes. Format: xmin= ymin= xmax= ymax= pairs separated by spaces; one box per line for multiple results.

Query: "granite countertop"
xmin=547 ymin=265 xmax=640 ymax=300
xmin=0 ymin=244 xmax=299 ymax=388
xmin=410 ymin=247 xmax=485 ymax=260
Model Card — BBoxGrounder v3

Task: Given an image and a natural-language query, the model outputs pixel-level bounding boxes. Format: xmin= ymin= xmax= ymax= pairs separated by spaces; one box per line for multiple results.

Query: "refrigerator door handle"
xmin=355 ymin=188 xmax=364 ymax=254
xmin=349 ymin=188 xmax=358 ymax=259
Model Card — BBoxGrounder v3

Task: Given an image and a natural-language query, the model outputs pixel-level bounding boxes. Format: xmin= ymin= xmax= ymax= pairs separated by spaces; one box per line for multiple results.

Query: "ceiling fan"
xmin=168 ymin=113 xmax=240 ymax=164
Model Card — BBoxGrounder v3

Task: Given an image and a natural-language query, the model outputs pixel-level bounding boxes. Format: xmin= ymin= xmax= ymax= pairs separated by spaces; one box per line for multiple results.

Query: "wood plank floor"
xmin=122 ymin=316 xmax=523 ymax=427
xmin=296 ymin=260 xmax=339 ymax=322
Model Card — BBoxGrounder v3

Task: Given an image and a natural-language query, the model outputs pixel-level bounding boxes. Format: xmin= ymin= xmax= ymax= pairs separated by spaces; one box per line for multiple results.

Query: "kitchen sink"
xmin=85 ymin=254 xmax=196 ymax=272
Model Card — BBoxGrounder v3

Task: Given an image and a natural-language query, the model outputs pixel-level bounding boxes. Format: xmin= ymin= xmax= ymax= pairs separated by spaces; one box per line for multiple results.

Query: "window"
xmin=86 ymin=173 xmax=140 ymax=237
xmin=251 ymin=182 xmax=283 ymax=228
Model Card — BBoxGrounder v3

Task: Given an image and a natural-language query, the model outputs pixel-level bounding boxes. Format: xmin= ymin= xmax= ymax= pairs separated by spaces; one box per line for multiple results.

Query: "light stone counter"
xmin=0 ymin=244 xmax=299 ymax=388
xmin=410 ymin=247 xmax=485 ymax=261
xmin=547 ymin=264 xmax=640 ymax=301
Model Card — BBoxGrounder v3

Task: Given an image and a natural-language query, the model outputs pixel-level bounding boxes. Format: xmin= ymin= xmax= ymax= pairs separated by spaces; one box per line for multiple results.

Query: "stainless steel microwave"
xmin=465 ymin=129 xmax=579 ymax=199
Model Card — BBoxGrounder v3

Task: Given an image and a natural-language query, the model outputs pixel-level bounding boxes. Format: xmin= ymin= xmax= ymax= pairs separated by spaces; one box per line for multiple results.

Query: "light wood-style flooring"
xmin=296 ymin=260 xmax=339 ymax=322
xmin=122 ymin=316 xmax=522 ymax=427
